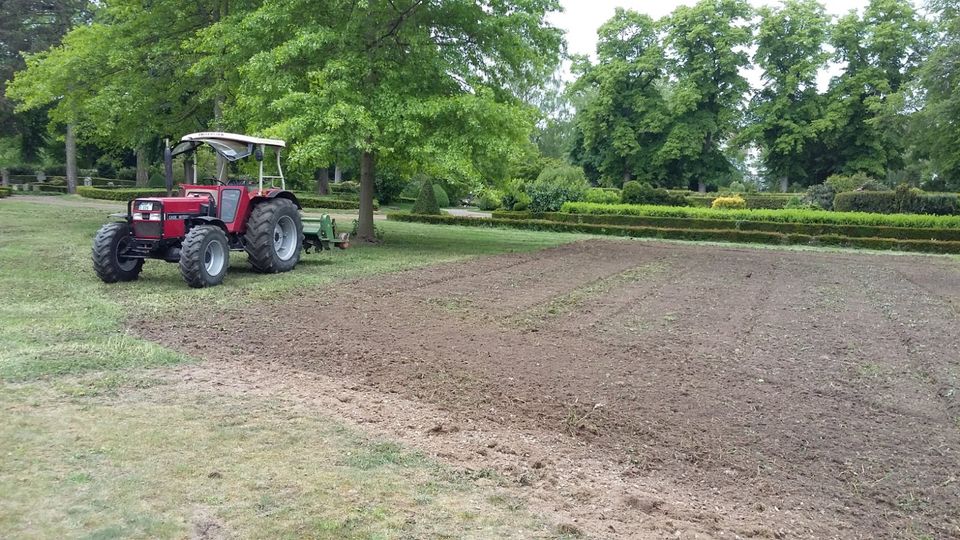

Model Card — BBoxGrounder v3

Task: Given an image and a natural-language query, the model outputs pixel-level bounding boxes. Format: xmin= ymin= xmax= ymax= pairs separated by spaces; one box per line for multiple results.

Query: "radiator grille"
xmin=133 ymin=221 xmax=162 ymax=238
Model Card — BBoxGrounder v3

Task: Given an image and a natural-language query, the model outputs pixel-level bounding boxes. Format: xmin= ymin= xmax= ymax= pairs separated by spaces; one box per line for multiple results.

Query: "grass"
xmin=562 ymin=201 xmax=960 ymax=229
xmin=0 ymin=380 xmax=552 ymax=539
xmin=0 ymin=196 xmax=584 ymax=538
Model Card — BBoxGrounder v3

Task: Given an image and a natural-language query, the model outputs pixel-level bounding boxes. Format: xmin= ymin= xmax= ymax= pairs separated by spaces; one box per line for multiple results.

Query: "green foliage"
xmin=825 ymin=172 xmax=877 ymax=192
xmin=297 ymin=196 xmax=377 ymax=210
xmin=0 ymin=187 xmax=12 ymax=198
xmin=621 ymin=181 xmax=688 ymax=206
xmin=412 ymin=178 xmax=441 ymax=215
xmin=711 ymin=196 xmax=747 ymax=210
xmin=727 ymin=181 xmax=747 ymax=193
xmin=475 ymin=189 xmax=503 ymax=211
xmin=499 ymin=179 xmax=526 ymax=210
xmin=512 ymin=192 xmax=532 ymax=211
xmin=433 ymin=184 xmax=450 ymax=208
xmin=804 ymin=183 xmax=837 ymax=210
xmin=584 ymin=188 xmax=621 ymax=204
xmin=374 ymin=170 xmax=407 ymax=205
xmin=525 ymin=163 xmax=588 ymax=212
xmin=833 ymin=187 xmax=960 ymax=215
xmin=561 ymin=201 xmax=960 ymax=229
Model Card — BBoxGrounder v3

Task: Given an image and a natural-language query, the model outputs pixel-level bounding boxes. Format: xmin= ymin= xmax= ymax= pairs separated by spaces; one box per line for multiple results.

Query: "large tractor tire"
xmin=179 ymin=225 xmax=230 ymax=288
xmin=92 ymin=222 xmax=143 ymax=283
xmin=244 ymin=198 xmax=302 ymax=273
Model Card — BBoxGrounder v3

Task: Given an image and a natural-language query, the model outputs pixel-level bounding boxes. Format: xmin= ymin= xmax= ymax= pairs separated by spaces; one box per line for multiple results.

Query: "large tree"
xmin=744 ymin=0 xmax=832 ymax=191
xmin=821 ymin=0 xmax=927 ymax=178
xmin=7 ymin=0 xmax=243 ymax=187
xmin=200 ymin=0 xmax=562 ymax=241
xmin=660 ymin=0 xmax=753 ymax=192
xmin=913 ymin=0 xmax=960 ymax=189
xmin=568 ymin=9 xmax=671 ymax=186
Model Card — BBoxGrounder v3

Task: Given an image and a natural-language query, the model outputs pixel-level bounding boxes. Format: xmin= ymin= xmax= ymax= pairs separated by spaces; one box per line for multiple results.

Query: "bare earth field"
xmin=135 ymin=240 xmax=960 ymax=538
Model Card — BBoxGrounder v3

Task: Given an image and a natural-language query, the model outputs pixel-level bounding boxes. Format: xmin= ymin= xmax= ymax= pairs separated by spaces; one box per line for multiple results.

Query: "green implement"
xmin=302 ymin=214 xmax=350 ymax=253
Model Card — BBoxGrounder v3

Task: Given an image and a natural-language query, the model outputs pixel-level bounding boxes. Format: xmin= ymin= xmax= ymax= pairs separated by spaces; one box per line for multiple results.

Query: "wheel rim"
xmin=204 ymin=239 xmax=226 ymax=275
xmin=116 ymin=237 xmax=138 ymax=271
xmin=273 ymin=215 xmax=296 ymax=261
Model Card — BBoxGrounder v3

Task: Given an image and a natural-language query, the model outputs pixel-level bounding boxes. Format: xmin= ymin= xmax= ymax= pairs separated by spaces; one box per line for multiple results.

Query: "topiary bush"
xmin=433 ymin=183 xmax=450 ymax=207
xmin=412 ymin=178 xmax=441 ymax=214
xmin=804 ymin=183 xmax=836 ymax=210
xmin=711 ymin=195 xmax=747 ymax=210
xmin=526 ymin=164 xmax=589 ymax=213
xmin=826 ymin=172 xmax=876 ymax=193
xmin=512 ymin=192 xmax=532 ymax=211
xmin=621 ymin=181 xmax=688 ymax=206
xmin=584 ymin=187 xmax=621 ymax=204
xmin=475 ymin=188 xmax=502 ymax=210
xmin=833 ymin=186 xmax=960 ymax=215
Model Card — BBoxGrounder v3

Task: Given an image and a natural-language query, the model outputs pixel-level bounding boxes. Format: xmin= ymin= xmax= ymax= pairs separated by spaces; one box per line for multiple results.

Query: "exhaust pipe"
xmin=163 ymin=139 xmax=174 ymax=196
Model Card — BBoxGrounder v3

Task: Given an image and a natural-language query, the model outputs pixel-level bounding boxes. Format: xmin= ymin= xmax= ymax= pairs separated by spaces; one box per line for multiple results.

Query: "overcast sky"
xmin=550 ymin=0 xmax=871 ymax=89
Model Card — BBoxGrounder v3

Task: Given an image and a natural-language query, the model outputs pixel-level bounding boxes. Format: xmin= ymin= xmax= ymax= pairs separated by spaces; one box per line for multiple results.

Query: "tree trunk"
xmin=214 ymin=98 xmax=228 ymax=182
xmin=780 ymin=176 xmax=788 ymax=193
xmin=357 ymin=150 xmax=376 ymax=242
xmin=334 ymin=164 xmax=342 ymax=183
xmin=622 ymin=170 xmax=632 ymax=184
xmin=1 ymin=168 xmax=9 ymax=186
xmin=184 ymin=157 xmax=195 ymax=185
xmin=698 ymin=179 xmax=706 ymax=194
xmin=65 ymin=124 xmax=78 ymax=194
xmin=135 ymin=146 xmax=149 ymax=187
xmin=315 ymin=167 xmax=330 ymax=195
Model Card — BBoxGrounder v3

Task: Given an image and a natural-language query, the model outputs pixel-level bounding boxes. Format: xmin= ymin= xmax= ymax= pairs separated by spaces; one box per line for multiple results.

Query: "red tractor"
xmin=92 ymin=132 xmax=348 ymax=288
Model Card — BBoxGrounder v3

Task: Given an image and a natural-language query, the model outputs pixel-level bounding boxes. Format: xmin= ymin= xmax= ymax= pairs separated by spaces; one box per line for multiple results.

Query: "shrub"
xmin=711 ymin=195 xmax=746 ymax=210
xmin=433 ymin=183 xmax=450 ymax=208
xmin=332 ymin=180 xmax=360 ymax=194
xmin=116 ymin=167 xmax=137 ymax=181
xmin=374 ymin=170 xmax=407 ymax=205
xmin=412 ymin=178 xmax=441 ymax=215
xmin=475 ymin=188 xmax=502 ymax=211
xmin=499 ymin=179 xmax=526 ymax=210
xmin=77 ymin=187 xmax=168 ymax=200
xmin=43 ymin=164 xmax=67 ymax=176
xmin=7 ymin=164 xmax=37 ymax=175
xmin=0 ymin=187 xmax=11 ymax=198
xmin=825 ymin=172 xmax=876 ymax=192
xmin=525 ymin=165 xmax=588 ymax=213
xmin=298 ymin=195 xmax=377 ymax=210
xmin=728 ymin=181 xmax=746 ymax=193
xmin=622 ymin=181 xmax=688 ymax=206
xmin=584 ymin=187 xmax=621 ymax=204
xmin=512 ymin=192 xmax=532 ymax=211
xmin=804 ymin=183 xmax=836 ymax=210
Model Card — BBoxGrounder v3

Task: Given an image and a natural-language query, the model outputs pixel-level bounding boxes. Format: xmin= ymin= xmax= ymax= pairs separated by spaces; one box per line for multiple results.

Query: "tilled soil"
xmin=135 ymin=240 xmax=960 ymax=538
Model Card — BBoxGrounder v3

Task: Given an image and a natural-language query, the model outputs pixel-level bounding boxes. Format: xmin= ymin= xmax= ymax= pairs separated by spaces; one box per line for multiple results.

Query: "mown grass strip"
xmin=560 ymin=201 xmax=960 ymax=229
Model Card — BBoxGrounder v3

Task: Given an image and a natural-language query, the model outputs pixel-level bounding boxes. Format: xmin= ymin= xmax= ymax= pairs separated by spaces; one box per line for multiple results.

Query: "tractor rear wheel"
xmin=179 ymin=225 xmax=230 ymax=288
xmin=92 ymin=222 xmax=143 ymax=283
xmin=244 ymin=198 xmax=302 ymax=273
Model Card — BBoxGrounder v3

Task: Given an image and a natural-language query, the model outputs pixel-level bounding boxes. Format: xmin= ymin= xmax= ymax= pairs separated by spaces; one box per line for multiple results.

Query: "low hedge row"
xmin=540 ymin=211 xmax=960 ymax=242
xmin=561 ymin=202 xmax=960 ymax=229
xmin=833 ymin=190 xmax=959 ymax=215
xmin=0 ymin=187 xmax=11 ymax=198
xmin=78 ymin=187 xmax=168 ymax=200
xmin=298 ymin=195 xmax=379 ymax=210
xmin=8 ymin=175 xmax=135 ymax=187
xmin=390 ymin=213 xmax=960 ymax=254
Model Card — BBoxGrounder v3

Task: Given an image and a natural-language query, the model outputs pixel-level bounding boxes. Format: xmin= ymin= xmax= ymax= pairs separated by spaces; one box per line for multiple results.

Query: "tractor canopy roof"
xmin=171 ymin=132 xmax=286 ymax=162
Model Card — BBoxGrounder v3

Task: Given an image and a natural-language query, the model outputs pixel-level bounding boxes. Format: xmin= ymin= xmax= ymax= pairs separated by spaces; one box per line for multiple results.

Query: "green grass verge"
xmin=0 ymin=199 xmax=580 ymax=381
xmin=561 ymin=201 xmax=960 ymax=229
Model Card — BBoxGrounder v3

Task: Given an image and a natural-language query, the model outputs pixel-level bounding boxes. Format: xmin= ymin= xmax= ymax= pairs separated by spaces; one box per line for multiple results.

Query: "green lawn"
xmin=0 ymin=198 xmax=585 ymax=539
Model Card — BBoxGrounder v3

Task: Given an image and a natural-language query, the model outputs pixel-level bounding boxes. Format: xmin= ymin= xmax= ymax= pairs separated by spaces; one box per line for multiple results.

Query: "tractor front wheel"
xmin=244 ymin=198 xmax=302 ymax=273
xmin=92 ymin=222 xmax=143 ymax=283
xmin=179 ymin=225 xmax=230 ymax=288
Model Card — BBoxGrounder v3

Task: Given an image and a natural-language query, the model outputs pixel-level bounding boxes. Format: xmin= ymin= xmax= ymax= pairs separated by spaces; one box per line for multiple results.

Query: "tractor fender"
xmin=186 ymin=216 xmax=228 ymax=233
xmin=252 ymin=190 xmax=301 ymax=209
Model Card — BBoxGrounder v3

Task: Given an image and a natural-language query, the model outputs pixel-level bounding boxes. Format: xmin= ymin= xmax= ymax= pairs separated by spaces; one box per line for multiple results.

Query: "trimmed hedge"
xmin=78 ymin=187 xmax=169 ymax=200
xmin=561 ymin=202 xmax=960 ymax=229
xmin=388 ymin=212 xmax=960 ymax=254
xmin=833 ymin=190 xmax=960 ymax=215
xmin=298 ymin=195 xmax=379 ymax=210
xmin=0 ymin=187 xmax=11 ymax=198
xmin=8 ymin=175 xmax=135 ymax=187
xmin=541 ymin=212 xmax=960 ymax=242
